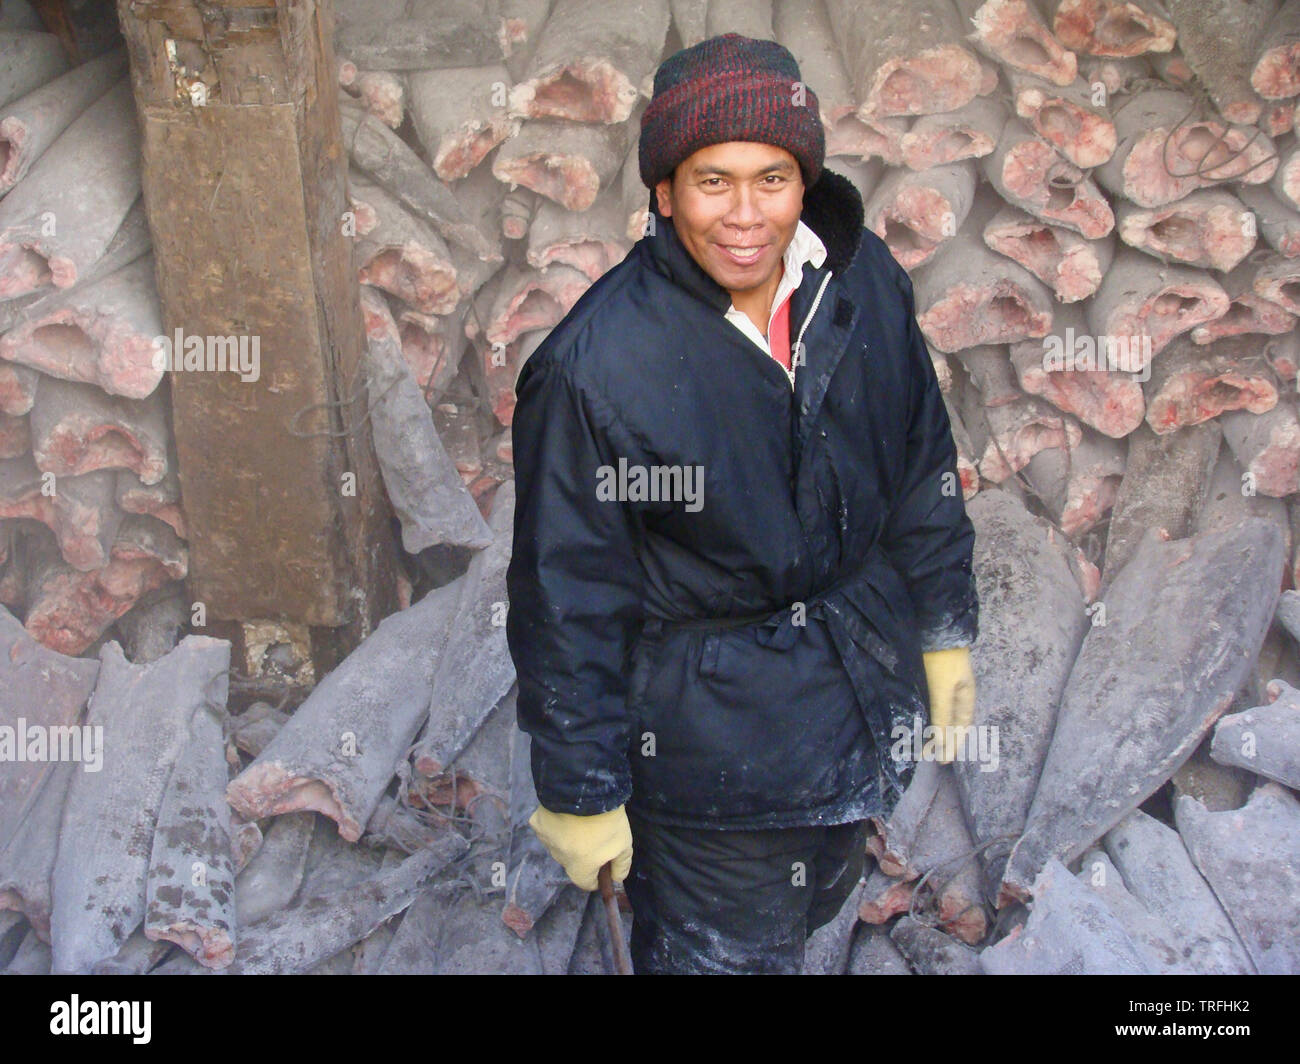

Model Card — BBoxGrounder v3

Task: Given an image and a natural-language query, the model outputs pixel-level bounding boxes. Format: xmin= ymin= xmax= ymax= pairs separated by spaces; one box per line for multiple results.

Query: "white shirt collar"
xmin=784 ymin=219 xmax=828 ymax=273
xmin=723 ymin=220 xmax=827 ymax=357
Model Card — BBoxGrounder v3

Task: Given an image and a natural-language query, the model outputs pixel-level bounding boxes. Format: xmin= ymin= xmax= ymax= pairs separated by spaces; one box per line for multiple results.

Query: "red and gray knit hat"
xmin=639 ymin=33 xmax=825 ymax=192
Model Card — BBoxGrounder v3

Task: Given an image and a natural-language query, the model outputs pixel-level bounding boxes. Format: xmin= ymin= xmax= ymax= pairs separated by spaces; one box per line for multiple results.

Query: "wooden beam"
xmin=116 ymin=0 xmax=398 ymax=638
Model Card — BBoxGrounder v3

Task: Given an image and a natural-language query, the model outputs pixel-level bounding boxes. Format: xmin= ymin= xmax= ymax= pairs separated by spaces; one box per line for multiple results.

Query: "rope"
xmin=1158 ymin=82 xmax=1278 ymax=183
xmin=284 ymin=341 xmax=412 ymax=440
xmin=901 ymin=831 xmax=1019 ymax=932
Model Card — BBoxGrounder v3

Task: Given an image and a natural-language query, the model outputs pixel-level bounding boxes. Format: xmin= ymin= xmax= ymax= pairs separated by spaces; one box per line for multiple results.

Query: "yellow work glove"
xmin=922 ymin=646 xmax=976 ymax=764
xmin=528 ymin=804 xmax=633 ymax=892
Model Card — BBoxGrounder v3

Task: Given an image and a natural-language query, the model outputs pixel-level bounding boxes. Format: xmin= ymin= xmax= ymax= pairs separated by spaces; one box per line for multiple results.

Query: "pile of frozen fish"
xmin=331 ymin=0 xmax=1300 ymax=608
xmin=0 ymin=5 xmax=191 ymax=662
xmin=2 ymin=0 xmax=1300 ymax=973
xmin=0 ymin=477 xmax=622 ymax=975
xmin=837 ymin=492 xmax=1300 ymax=976
xmin=1 ymin=477 xmax=1296 ymax=974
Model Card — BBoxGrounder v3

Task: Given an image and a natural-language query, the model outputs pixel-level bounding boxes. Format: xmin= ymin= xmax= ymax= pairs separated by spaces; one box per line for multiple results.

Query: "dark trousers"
xmin=622 ymin=809 xmax=869 ymax=974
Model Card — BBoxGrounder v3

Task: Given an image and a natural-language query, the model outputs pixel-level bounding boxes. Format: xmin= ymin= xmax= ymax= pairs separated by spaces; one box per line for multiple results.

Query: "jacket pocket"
xmin=626 ymin=624 xmax=664 ymax=713
xmin=697 ymin=631 xmax=721 ymax=678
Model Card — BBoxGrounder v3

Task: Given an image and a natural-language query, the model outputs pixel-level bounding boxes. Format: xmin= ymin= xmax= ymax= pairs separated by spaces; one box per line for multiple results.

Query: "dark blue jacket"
xmin=505 ymin=168 xmax=979 ymax=830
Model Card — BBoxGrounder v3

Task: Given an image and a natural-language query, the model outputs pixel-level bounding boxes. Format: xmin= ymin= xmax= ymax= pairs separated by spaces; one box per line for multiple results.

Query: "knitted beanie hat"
xmin=639 ymin=33 xmax=824 ymax=192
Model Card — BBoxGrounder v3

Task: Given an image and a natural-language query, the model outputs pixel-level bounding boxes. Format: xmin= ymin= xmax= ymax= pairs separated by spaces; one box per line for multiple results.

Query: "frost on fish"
xmin=1209 ymin=679 xmax=1300 ymax=790
xmin=226 ymin=574 xmax=466 ymax=841
xmin=144 ymin=702 xmax=236 ymax=969
xmin=1174 ymin=783 xmax=1300 ymax=976
xmin=1104 ymin=808 xmax=1254 ymax=975
xmin=228 ymin=841 xmax=464 ymax=975
xmin=1002 ymin=517 xmax=1284 ymax=903
xmin=49 ymin=636 xmax=231 ymax=974
xmin=0 ymin=760 xmax=73 ymax=940
xmin=980 ymin=859 xmax=1150 ymax=974
xmin=0 ymin=605 xmax=98 ymax=853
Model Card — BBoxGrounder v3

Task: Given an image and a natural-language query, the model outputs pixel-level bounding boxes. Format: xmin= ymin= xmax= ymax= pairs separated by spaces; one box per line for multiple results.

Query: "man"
xmin=505 ymin=33 xmax=978 ymax=974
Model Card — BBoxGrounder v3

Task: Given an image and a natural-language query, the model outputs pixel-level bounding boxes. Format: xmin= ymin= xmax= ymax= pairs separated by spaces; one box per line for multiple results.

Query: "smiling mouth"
xmin=717 ymin=244 xmax=767 ymax=263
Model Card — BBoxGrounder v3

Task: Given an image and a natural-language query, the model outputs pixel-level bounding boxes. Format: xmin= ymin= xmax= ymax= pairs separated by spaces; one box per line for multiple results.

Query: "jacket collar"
xmin=639 ymin=168 xmax=865 ymax=312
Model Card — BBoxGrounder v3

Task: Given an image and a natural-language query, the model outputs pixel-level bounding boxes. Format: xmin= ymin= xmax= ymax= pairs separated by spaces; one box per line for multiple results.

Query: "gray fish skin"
xmin=359 ymin=285 xmax=492 ymax=553
xmin=1101 ymin=420 xmax=1222 ymax=592
xmin=893 ymin=764 xmax=976 ymax=882
xmin=502 ymin=720 xmax=568 ymax=936
xmin=870 ymin=760 xmax=987 ymax=942
xmin=0 ymin=605 xmax=98 ymax=852
xmin=114 ymin=583 xmax=188 ymax=665
xmin=957 ymin=489 xmax=1088 ymax=903
xmin=0 ymin=760 xmax=73 ymax=939
xmin=374 ymin=881 xmax=461 ymax=975
xmin=298 ymin=815 xmax=387 ymax=899
xmin=0 ymin=3 xmax=44 ymax=31
xmin=532 ymin=884 xmax=588 ymax=975
xmin=415 ymin=482 xmax=516 ymax=774
xmin=0 ymin=197 xmax=152 ymax=337
xmin=0 ymin=909 xmax=26 ymax=967
xmin=91 ymin=926 xmax=173 ymax=975
xmin=3 ymin=925 xmax=50 ymax=974
xmin=144 ymin=703 xmax=236 ymax=969
xmin=802 ymin=881 xmax=864 ymax=975
xmin=980 ymin=859 xmax=1151 ymax=975
xmin=226 ymin=574 xmax=465 ymax=841
xmin=339 ymin=100 xmax=494 ymax=260
xmin=0 ymin=32 xmax=67 ymax=126
xmin=336 ymin=11 xmax=502 ymax=73
xmin=1003 ymin=517 xmax=1285 ymax=901
xmin=1174 ymin=784 xmax=1300 ymax=975
xmin=233 ymin=812 xmax=315 ymax=926
xmin=351 ymin=918 xmax=398 ymax=975
xmin=430 ymin=886 xmax=544 ymax=975
xmin=0 ymin=49 xmax=128 ymax=193
xmin=444 ymin=683 xmax=515 ymax=789
xmin=438 ymin=684 xmax=515 ymax=839
xmin=1075 ymin=849 xmax=1192 ymax=974
xmin=0 ymin=78 xmax=140 ymax=299
xmin=227 ymin=699 xmax=289 ymax=760
xmin=891 ymin=916 xmax=983 ymax=975
xmin=907 ymin=767 xmax=986 ymax=943
xmin=571 ymin=889 xmax=637 ymax=975
xmin=1210 ymin=679 xmax=1300 ymax=790
xmin=848 ymin=923 xmax=913 ymax=975
xmin=49 ymin=636 xmax=231 ymax=974
xmin=1275 ymin=589 xmax=1300 ymax=644
xmin=872 ymin=758 xmax=942 ymax=877
xmin=1103 ymin=808 xmax=1254 ymax=974
xmin=230 ymin=841 xmax=465 ymax=975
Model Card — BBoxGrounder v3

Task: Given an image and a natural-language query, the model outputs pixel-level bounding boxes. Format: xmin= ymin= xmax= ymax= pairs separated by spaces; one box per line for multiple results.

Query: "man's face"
xmin=654 ymin=141 xmax=804 ymax=297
